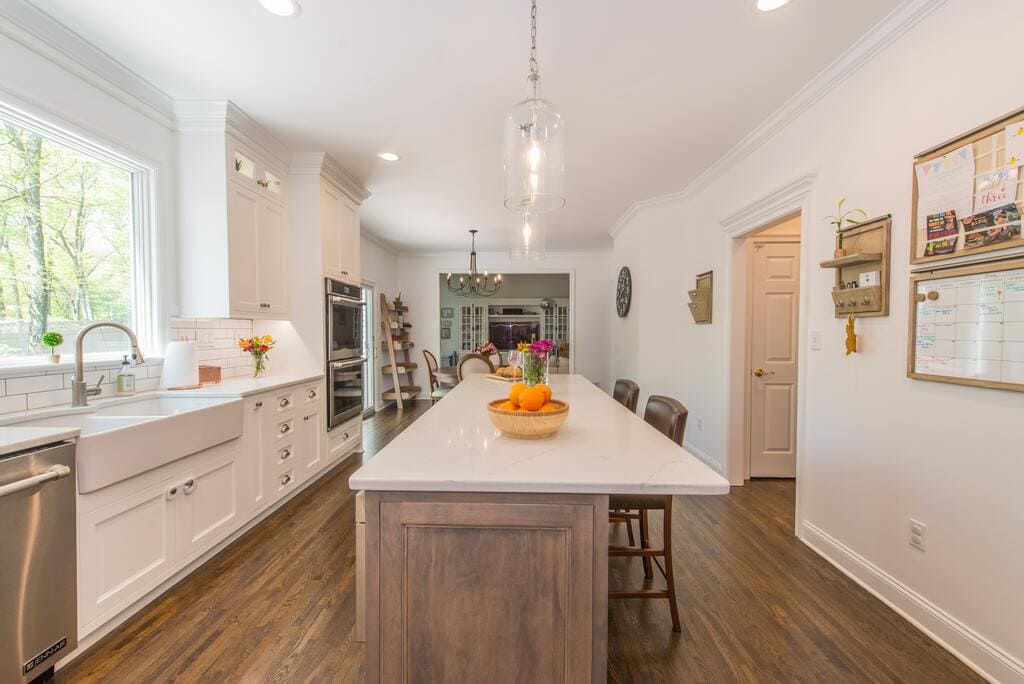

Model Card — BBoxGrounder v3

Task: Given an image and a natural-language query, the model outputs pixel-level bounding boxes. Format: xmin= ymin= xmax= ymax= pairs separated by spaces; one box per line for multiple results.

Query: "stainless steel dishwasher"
xmin=0 ymin=440 xmax=77 ymax=684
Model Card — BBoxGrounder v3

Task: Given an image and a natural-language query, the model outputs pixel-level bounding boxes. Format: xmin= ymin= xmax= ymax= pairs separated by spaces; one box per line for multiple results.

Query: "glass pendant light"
xmin=503 ymin=0 xmax=565 ymax=214
xmin=509 ymin=209 xmax=546 ymax=260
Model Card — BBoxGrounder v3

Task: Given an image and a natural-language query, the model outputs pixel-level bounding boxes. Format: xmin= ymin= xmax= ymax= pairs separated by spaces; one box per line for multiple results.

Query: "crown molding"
xmin=175 ymin=99 xmax=291 ymax=168
xmin=719 ymin=173 xmax=817 ymax=238
xmin=290 ymin=152 xmax=370 ymax=203
xmin=608 ymin=0 xmax=947 ymax=241
xmin=0 ymin=0 xmax=175 ymax=128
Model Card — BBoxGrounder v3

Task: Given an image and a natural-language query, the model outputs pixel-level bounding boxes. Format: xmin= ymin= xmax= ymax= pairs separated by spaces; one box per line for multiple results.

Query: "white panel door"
xmin=227 ymin=181 xmax=261 ymax=315
xmin=749 ymin=240 xmax=800 ymax=478
xmin=300 ymin=406 xmax=324 ymax=478
xmin=179 ymin=446 xmax=242 ymax=562
xmin=78 ymin=477 xmax=178 ymax=631
xmin=256 ymin=199 xmax=289 ymax=315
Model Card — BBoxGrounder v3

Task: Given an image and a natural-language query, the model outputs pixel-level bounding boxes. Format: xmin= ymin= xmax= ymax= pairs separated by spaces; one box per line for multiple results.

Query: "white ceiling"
xmin=28 ymin=0 xmax=901 ymax=253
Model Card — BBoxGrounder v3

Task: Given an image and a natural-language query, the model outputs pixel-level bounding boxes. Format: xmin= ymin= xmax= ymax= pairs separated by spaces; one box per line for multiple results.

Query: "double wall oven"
xmin=326 ymin=278 xmax=366 ymax=429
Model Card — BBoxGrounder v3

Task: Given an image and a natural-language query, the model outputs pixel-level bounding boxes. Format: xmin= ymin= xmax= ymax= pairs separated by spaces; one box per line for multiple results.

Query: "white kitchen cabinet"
xmin=244 ymin=396 xmax=267 ymax=513
xmin=78 ymin=475 xmax=179 ymax=632
xmin=176 ymin=100 xmax=291 ymax=319
xmin=320 ymin=176 xmax=361 ymax=284
xmin=328 ymin=415 xmax=362 ymax=464
xmin=178 ymin=447 xmax=242 ymax=563
xmin=299 ymin=405 xmax=324 ymax=478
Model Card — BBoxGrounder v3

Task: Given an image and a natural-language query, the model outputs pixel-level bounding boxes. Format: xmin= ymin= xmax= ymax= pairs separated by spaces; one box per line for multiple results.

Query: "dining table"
xmin=349 ymin=374 xmax=729 ymax=682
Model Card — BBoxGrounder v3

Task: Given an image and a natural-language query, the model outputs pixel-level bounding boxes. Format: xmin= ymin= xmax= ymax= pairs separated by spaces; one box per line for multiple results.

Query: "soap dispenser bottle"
xmin=116 ymin=354 xmax=136 ymax=396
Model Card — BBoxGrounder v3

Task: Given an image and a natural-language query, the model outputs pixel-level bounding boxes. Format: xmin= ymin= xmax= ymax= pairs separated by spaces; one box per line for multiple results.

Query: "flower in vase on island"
xmin=519 ymin=338 xmax=554 ymax=387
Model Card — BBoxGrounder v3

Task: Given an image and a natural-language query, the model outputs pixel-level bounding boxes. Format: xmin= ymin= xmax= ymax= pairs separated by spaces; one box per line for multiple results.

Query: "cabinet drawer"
xmin=273 ymin=390 xmax=297 ymax=413
xmin=272 ymin=416 xmax=297 ymax=441
xmin=303 ymin=383 xmax=322 ymax=404
xmin=328 ymin=420 xmax=361 ymax=462
xmin=274 ymin=442 xmax=296 ymax=468
xmin=276 ymin=468 xmax=297 ymax=493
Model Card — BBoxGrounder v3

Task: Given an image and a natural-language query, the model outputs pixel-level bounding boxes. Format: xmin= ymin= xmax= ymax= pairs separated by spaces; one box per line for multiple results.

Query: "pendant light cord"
xmin=529 ymin=0 xmax=539 ymax=83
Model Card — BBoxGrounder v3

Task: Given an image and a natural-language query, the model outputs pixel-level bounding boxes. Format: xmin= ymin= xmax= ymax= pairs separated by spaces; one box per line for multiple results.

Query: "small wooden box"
xmin=199 ymin=364 xmax=222 ymax=384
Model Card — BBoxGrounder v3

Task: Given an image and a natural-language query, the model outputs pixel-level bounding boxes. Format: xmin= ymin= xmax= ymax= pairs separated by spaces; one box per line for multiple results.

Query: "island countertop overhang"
xmin=349 ymin=374 xmax=730 ymax=496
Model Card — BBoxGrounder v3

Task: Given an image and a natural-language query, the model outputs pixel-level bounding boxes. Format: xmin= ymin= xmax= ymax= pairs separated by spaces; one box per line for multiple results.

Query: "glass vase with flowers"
xmin=519 ymin=338 xmax=553 ymax=387
xmin=238 ymin=335 xmax=275 ymax=377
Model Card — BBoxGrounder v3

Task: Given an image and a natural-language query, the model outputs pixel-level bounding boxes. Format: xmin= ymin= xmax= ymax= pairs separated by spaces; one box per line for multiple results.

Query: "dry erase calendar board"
xmin=911 ymin=106 xmax=1024 ymax=265
xmin=908 ymin=258 xmax=1024 ymax=391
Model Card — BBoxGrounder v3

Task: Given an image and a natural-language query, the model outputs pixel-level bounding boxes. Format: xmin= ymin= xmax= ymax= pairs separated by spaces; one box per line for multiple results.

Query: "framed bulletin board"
xmin=911 ymin=106 xmax=1024 ymax=265
xmin=908 ymin=257 xmax=1024 ymax=391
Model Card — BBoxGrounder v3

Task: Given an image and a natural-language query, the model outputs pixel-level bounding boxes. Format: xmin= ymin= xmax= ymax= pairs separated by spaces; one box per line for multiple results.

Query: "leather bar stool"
xmin=612 ymin=379 xmax=640 ymax=413
xmin=610 ymin=379 xmax=642 ymax=545
xmin=608 ymin=395 xmax=688 ymax=632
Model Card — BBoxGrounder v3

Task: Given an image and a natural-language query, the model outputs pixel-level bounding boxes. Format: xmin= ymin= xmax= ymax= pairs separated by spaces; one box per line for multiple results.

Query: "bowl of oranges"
xmin=487 ymin=383 xmax=569 ymax=439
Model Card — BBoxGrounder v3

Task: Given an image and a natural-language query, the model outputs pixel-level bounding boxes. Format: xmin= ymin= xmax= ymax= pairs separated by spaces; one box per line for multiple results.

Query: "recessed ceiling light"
xmin=377 ymin=152 xmax=400 ymax=162
xmin=260 ymin=0 xmax=301 ymax=18
xmin=757 ymin=0 xmax=790 ymax=10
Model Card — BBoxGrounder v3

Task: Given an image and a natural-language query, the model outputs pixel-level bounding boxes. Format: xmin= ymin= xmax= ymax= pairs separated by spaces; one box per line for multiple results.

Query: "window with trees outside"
xmin=0 ymin=107 xmax=148 ymax=365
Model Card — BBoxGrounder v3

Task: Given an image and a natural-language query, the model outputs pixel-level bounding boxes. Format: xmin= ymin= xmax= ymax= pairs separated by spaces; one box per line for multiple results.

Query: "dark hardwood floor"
xmin=59 ymin=401 xmax=979 ymax=683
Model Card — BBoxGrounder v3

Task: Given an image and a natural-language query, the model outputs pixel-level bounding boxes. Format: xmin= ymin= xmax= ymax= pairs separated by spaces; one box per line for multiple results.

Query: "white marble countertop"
xmin=349 ymin=374 xmax=730 ymax=496
xmin=0 ymin=426 xmax=80 ymax=457
xmin=165 ymin=371 xmax=324 ymax=398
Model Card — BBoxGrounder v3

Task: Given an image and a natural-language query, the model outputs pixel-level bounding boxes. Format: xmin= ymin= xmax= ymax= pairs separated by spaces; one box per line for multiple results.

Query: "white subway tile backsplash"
xmin=0 ymin=394 xmax=27 ymax=414
xmin=27 ymin=388 xmax=73 ymax=410
xmin=7 ymin=374 xmax=64 ymax=395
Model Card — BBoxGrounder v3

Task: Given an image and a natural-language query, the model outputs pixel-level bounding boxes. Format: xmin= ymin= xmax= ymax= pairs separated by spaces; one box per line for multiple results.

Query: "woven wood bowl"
xmin=487 ymin=399 xmax=569 ymax=439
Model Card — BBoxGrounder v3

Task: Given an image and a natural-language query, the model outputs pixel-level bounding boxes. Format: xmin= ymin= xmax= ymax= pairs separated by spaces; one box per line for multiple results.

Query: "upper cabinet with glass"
xmin=176 ymin=100 xmax=291 ymax=319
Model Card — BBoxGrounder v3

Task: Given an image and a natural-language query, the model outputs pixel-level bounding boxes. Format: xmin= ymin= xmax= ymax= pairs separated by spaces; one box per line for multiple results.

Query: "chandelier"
xmin=447 ymin=230 xmax=502 ymax=297
xmin=503 ymin=0 xmax=565 ymax=218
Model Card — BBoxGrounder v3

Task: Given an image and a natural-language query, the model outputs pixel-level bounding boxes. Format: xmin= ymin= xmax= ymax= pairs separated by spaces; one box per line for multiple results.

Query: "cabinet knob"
xmin=255 ymin=401 xmax=263 ymax=408
xmin=183 ymin=478 xmax=196 ymax=495
xmin=341 ymin=270 xmax=349 ymax=275
xmin=280 ymin=474 xmax=292 ymax=486
xmin=303 ymin=415 xmax=310 ymax=421
xmin=167 ymin=486 xmax=178 ymax=500
xmin=280 ymin=423 xmax=291 ymax=434
xmin=280 ymin=398 xmax=290 ymax=408
xmin=308 ymin=389 xmax=317 ymax=399
xmin=280 ymin=448 xmax=291 ymax=460
xmin=260 ymin=303 xmax=271 ymax=308
xmin=343 ymin=432 xmax=350 ymax=440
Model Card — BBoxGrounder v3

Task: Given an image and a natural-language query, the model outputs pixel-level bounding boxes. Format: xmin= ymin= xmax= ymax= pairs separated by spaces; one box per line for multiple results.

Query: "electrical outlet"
xmin=196 ymin=329 xmax=215 ymax=350
xmin=696 ymin=418 xmax=703 ymax=431
xmin=810 ymin=329 xmax=823 ymax=351
xmin=909 ymin=518 xmax=926 ymax=552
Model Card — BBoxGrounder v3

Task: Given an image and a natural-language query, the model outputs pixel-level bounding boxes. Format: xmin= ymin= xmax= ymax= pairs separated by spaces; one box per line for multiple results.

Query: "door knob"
xmin=753 ymin=368 xmax=775 ymax=377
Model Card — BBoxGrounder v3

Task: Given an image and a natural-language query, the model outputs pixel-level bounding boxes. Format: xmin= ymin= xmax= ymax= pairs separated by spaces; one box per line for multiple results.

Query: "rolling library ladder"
xmin=379 ymin=293 xmax=420 ymax=410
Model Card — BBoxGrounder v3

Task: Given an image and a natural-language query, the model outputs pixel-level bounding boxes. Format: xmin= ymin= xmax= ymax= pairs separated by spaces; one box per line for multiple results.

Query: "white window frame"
xmin=0 ymin=100 xmax=157 ymax=371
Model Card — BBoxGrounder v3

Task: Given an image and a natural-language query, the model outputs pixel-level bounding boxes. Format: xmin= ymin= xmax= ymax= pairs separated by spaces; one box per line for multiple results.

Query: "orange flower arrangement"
xmin=238 ymin=335 xmax=275 ymax=377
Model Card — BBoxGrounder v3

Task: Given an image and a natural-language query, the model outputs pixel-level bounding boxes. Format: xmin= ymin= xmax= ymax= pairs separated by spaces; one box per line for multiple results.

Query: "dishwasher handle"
xmin=0 ymin=464 xmax=72 ymax=498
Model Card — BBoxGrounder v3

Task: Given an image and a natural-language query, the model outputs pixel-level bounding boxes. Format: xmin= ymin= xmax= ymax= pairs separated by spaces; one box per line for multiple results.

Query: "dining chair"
xmin=457 ymin=353 xmax=495 ymax=381
xmin=423 ymin=350 xmax=450 ymax=404
xmin=608 ymin=395 xmax=688 ymax=632
xmin=612 ymin=379 xmax=640 ymax=413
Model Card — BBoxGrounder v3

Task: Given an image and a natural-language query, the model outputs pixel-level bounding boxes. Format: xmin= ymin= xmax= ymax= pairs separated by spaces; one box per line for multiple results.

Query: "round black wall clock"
xmin=616 ymin=267 xmax=632 ymax=318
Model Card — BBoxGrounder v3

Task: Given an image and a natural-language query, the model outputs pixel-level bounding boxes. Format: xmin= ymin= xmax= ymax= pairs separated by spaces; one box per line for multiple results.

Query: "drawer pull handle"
xmin=280 ymin=398 xmax=290 ymax=408
xmin=280 ymin=424 xmax=291 ymax=434
xmin=280 ymin=448 xmax=291 ymax=460
xmin=308 ymin=389 xmax=317 ymax=399
xmin=280 ymin=474 xmax=292 ymax=486
xmin=183 ymin=478 xmax=196 ymax=495
xmin=260 ymin=303 xmax=271 ymax=308
xmin=343 ymin=432 xmax=350 ymax=440
xmin=255 ymin=401 xmax=263 ymax=408
xmin=167 ymin=486 xmax=178 ymax=500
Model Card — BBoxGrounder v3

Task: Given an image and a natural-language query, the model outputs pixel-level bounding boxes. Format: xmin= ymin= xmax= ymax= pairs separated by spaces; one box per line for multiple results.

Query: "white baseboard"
xmin=801 ymin=521 xmax=1023 ymax=684
xmin=683 ymin=440 xmax=723 ymax=475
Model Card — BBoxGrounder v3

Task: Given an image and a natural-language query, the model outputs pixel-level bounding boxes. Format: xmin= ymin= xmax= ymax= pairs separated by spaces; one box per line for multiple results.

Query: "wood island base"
xmin=363 ymin=491 xmax=609 ymax=683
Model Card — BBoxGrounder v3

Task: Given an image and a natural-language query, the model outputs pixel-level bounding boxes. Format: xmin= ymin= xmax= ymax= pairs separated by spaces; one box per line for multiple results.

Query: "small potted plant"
xmin=825 ymin=198 xmax=867 ymax=258
xmin=41 ymin=331 xmax=64 ymax=364
xmin=393 ymin=292 xmax=403 ymax=309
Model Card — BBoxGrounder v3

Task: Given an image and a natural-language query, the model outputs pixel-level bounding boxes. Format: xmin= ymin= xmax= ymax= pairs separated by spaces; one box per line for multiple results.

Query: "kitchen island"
xmin=349 ymin=374 xmax=729 ymax=682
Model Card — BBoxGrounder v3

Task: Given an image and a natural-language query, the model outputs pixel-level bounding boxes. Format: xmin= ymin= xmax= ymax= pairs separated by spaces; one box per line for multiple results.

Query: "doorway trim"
xmin=720 ymin=173 xmax=815 ymax=536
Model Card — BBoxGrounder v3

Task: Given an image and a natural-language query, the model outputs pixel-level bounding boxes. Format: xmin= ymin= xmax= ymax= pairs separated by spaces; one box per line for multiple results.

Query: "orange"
xmin=535 ymin=383 xmax=552 ymax=403
xmin=518 ymin=387 xmax=545 ymax=412
xmin=497 ymin=400 xmax=518 ymax=411
xmin=538 ymin=402 xmax=559 ymax=412
xmin=508 ymin=383 xmax=527 ymax=407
